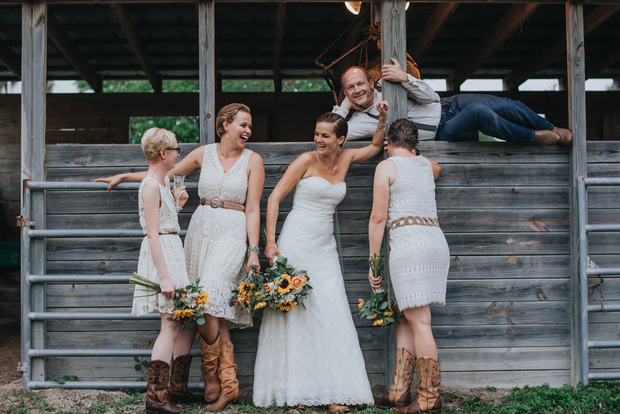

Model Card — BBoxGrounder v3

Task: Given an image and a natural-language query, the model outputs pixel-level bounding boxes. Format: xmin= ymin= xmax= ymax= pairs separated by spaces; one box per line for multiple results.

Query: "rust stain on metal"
xmin=507 ymin=256 xmax=517 ymax=264
xmin=486 ymin=302 xmax=513 ymax=325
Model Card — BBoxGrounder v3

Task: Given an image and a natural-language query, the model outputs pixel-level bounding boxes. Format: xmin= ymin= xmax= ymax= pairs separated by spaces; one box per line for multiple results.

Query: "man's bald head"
xmin=341 ymin=66 xmax=375 ymax=111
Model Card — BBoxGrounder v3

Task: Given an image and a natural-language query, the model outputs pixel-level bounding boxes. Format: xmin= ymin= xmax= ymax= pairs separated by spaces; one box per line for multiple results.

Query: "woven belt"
xmin=200 ymin=197 xmax=245 ymax=212
xmin=389 ymin=215 xmax=439 ymax=230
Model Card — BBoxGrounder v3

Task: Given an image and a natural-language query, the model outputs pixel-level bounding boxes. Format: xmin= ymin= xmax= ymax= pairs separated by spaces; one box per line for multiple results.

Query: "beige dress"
xmin=184 ymin=144 xmax=253 ymax=328
xmin=132 ymin=176 xmax=191 ymax=316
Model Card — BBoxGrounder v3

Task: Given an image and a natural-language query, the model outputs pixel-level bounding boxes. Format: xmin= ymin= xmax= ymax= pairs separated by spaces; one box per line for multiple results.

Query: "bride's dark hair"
xmin=316 ymin=113 xmax=348 ymax=144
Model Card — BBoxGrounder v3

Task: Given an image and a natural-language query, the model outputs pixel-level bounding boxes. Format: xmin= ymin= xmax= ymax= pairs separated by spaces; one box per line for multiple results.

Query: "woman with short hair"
xmin=368 ymin=119 xmax=448 ymax=414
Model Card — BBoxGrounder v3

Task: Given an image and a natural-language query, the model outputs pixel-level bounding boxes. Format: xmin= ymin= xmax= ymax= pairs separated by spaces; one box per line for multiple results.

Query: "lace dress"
xmin=184 ymin=144 xmax=253 ymax=328
xmin=132 ymin=176 xmax=190 ymax=316
xmin=253 ymin=177 xmax=374 ymax=407
xmin=387 ymin=156 xmax=449 ymax=310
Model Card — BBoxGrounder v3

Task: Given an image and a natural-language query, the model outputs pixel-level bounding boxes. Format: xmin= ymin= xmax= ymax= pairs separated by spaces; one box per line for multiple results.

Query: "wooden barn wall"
xmin=2 ymin=90 xmax=620 ymax=245
xmin=40 ymin=140 xmax=619 ymax=388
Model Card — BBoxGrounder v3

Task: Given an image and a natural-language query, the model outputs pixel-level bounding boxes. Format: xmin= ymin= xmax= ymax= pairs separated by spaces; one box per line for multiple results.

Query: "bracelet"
xmin=248 ymin=246 xmax=260 ymax=253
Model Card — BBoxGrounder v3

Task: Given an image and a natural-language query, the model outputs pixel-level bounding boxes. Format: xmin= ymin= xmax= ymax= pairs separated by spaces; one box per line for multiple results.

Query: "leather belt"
xmin=389 ymin=215 xmax=439 ymax=230
xmin=158 ymin=232 xmax=178 ymax=235
xmin=200 ymin=197 xmax=245 ymax=212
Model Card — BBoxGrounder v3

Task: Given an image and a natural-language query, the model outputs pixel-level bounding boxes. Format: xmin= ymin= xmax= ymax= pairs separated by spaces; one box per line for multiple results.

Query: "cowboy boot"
xmin=146 ymin=360 xmax=185 ymax=414
xmin=204 ymin=341 xmax=240 ymax=412
xmin=199 ymin=331 xmax=221 ymax=404
xmin=377 ymin=348 xmax=416 ymax=408
xmin=169 ymin=355 xmax=203 ymax=404
xmin=392 ymin=357 xmax=442 ymax=414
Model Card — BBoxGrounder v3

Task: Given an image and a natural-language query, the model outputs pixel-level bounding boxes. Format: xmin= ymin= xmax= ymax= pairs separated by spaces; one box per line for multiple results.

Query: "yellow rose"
xmin=373 ymin=319 xmax=385 ymax=326
xmin=277 ymin=302 xmax=295 ymax=312
xmin=291 ymin=275 xmax=306 ymax=290
xmin=383 ymin=311 xmax=394 ymax=317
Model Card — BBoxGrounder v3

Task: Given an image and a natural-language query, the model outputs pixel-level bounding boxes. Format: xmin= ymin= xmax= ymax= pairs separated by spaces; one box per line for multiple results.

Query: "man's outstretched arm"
xmin=381 ymin=58 xmax=439 ymax=105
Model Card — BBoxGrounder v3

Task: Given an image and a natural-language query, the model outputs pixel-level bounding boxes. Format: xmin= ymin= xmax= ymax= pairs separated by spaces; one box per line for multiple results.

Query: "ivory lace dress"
xmin=132 ymin=176 xmax=190 ymax=316
xmin=387 ymin=156 xmax=449 ymax=310
xmin=184 ymin=144 xmax=253 ymax=328
xmin=253 ymin=177 xmax=374 ymax=407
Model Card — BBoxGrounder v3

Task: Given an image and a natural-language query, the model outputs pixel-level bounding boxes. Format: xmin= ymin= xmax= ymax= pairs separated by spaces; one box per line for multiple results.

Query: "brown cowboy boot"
xmin=204 ymin=341 xmax=240 ymax=412
xmin=377 ymin=348 xmax=416 ymax=408
xmin=392 ymin=357 xmax=442 ymax=414
xmin=199 ymin=331 xmax=221 ymax=404
xmin=169 ymin=355 xmax=203 ymax=404
xmin=146 ymin=360 xmax=185 ymax=414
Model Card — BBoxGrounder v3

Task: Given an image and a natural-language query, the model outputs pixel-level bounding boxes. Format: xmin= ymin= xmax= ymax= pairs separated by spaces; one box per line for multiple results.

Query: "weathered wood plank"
xmin=44 ymin=278 xmax=571 ymax=308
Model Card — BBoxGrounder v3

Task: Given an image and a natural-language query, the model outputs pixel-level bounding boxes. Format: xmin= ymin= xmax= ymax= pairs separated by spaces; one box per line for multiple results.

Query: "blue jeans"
xmin=435 ymin=94 xmax=554 ymax=145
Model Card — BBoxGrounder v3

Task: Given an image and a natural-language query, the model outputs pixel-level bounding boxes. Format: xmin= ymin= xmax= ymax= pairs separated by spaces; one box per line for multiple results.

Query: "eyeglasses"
xmin=165 ymin=147 xmax=181 ymax=155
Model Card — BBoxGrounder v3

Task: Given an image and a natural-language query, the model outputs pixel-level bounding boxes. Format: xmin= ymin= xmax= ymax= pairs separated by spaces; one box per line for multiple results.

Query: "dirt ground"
xmin=0 ymin=319 xmax=511 ymax=413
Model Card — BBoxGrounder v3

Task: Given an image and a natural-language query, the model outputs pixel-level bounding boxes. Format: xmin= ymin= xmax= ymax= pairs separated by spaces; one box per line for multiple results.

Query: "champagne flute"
xmin=173 ymin=174 xmax=185 ymax=210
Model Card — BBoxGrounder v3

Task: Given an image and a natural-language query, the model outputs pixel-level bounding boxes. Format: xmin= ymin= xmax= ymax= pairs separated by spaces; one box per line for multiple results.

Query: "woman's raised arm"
xmin=346 ymin=101 xmax=389 ymax=166
xmin=94 ymin=145 xmax=205 ymax=191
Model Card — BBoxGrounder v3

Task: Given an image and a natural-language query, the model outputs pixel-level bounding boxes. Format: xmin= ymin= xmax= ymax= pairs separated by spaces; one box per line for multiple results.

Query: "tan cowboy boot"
xmin=392 ymin=357 xmax=442 ymax=414
xmin=554 ymin=127 xmax=573 ymax=146
xmin=199 ymin=331 xmax=221 ymax=404
xmin=204 ymin=341 xmax=240 ymax=412
xmin=534 ymin=129 xmax=561 ymax=145
xmin=145 ymin=360 xmax=185 ymax=414
xmin=377 ymin=348 xmax=416 ymax=408
xmin=169 ymin=355 xmax=203 ymax=404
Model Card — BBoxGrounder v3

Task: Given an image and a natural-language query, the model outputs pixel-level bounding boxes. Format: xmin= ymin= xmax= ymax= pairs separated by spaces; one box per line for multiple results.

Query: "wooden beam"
xmin=47 ymin=13 xmax=101 ymax=92
xmin=0 ymin=36 xmax=21 ymax=79
xmin=408 ymin=2 xmax=458 ymax=62
xmin=273 ymin=2 xmax=286 ymax=93
xmin=447 ymin=3 xmax=539 ymax=91
xmin=504 ymin=5 xmax=620 ymax=91
xmin=21 ymin=0 xmax=47 ymax=388
xmin=198 ymin=0 xmax=215 ymax=145
xmin=586 ymin=47 xmax=620 ymax=80
xmin=110 ymin=4 xmax=161 ymax=93
xmin=566 ymin=0 xmax=586 ymax=387
xmin=381 ymin=0 xmax=407 ymax=391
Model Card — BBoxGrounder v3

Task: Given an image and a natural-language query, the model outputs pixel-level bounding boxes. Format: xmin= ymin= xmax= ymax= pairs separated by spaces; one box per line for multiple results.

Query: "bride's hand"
xmin=265 ymin=242 xmax=280 ymax=267
xmin=246 ymin=252 xmax=260 ymax=276
xmin=368 ymin=268 xmax=383 ymax=294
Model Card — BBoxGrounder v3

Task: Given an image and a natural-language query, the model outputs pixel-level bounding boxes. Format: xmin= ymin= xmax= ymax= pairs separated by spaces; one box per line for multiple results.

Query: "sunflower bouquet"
xmin=358 ymin=254 xmax=399 ymax=328
xmin=230 ymin=256 xmax=312 ymax=316
xmin=129 ymin=274 xmax=209 ymax=332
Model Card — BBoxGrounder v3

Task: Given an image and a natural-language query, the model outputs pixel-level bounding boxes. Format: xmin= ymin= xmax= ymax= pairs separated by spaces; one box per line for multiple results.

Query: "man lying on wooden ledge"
xmin=332 ymin=61 xmax=573 ymax=146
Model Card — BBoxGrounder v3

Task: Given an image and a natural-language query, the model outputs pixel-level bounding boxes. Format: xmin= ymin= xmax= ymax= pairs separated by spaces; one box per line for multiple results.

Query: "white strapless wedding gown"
xmin=253 ymin=177 xmax=374 ymax=407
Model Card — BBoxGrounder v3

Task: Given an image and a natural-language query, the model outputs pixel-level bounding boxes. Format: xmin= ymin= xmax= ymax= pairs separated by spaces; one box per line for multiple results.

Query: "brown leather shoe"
xmin=199 ymin=331 xmax=221 ymax=404
xmin=534 ymin=129 xmax=561 ymax=146
xmin=328 ymin=404 xmax=351 ymax=413
xmin=392 ymin=357 xmax=442 ymax=414
xmin=169 ymin=355 xmax=203 ymax=404
xmin=204 ymin=341 xmax=240 ymax=412
xmin=377 ymin=348 xmax=415 ymax=408
xmin=146 ymin=360 xmax=186 ymax=414
xmin=554 ymin=127 xmax=573 ymax=146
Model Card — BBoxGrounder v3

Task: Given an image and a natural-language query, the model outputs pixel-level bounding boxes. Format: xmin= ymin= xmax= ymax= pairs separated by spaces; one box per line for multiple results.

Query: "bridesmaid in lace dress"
xmin=96 ymin=104 xmax=265 ymax=412
xmin=255 ymin=104 xmax=387 ymax=412
xmin=368 ymin=119 xmax=448 ymax=414
xmin=132 ymin=128 xmax=190 ymax=414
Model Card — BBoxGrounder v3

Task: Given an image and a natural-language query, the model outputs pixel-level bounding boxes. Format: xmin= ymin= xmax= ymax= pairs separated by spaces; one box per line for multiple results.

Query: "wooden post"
xmin=381 ymin=0 xmax=407 ymax=389
xmin=566 ymin=0 xmax=587 ymax=386
xmin=199 ymin=0 xmax=215 ymax=145
xmin=21 ymin=0 xmax=47 ymax=387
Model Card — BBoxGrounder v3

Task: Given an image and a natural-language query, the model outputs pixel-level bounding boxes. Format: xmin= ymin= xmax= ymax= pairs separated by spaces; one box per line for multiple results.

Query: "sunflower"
xmin=173 ymin=308 xmax=195 ymax=320
xmin=277 ymin=302 xmax=295 ymax=312
xmin=277 ymin=274 xmax=293 ymax=294
xmin=254 ymin=302 xmax=267 ymax=310
xmin=238 ymin=281 xmax=255 ymax=296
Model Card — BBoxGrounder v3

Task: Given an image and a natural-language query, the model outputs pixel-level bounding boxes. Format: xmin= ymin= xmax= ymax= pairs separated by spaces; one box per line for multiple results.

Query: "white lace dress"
xmin=253 ymin=177 xmax=374 ymax=407
xmin=387 ymin=156 xmax=449 ymax=310
xmin=184 ymin=144 xmax=253 ymax=328
xmin=132 ymin=176 xmax=191 ymax=316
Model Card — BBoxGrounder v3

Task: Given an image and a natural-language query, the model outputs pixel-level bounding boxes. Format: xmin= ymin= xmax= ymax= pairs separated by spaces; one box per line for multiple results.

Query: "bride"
xmin=253 ymin=103 xmax=388 ymax=411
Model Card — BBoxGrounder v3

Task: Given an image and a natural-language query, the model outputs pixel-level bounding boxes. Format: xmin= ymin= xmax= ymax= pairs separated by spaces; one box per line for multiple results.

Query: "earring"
xmin=226 ymin=132 xmax=229 ymax=138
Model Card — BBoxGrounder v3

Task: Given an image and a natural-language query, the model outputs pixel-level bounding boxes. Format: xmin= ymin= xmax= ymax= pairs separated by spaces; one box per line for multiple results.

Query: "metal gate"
xmin=577 ymin=176 xmax=620 ymax=386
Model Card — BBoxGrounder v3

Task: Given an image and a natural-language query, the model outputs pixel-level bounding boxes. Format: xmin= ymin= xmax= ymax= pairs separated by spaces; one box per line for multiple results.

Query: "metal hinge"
xmin=17 ymin=362 xmax=28 ymax=373
xmin=16 ymin=215 xmax=35 ymax=227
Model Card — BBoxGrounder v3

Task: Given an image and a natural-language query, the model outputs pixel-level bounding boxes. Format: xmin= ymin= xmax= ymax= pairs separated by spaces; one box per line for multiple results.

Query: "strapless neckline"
xmin=300 ymin=176 xmax=346 ymax=187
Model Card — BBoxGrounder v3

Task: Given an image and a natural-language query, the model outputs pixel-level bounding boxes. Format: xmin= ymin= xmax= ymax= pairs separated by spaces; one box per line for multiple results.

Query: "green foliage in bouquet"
xmin=358 ymin=254 xmax=400 ymax=327
xmin=230 ymin=256 xmax=312 ymax=317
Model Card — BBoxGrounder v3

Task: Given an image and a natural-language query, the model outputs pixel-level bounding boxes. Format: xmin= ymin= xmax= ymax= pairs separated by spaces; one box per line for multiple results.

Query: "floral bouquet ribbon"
xmin=129 ymin=273 xmax=209 ymax=332
xmin=230 ymin=256 xmax=312 ymax=317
